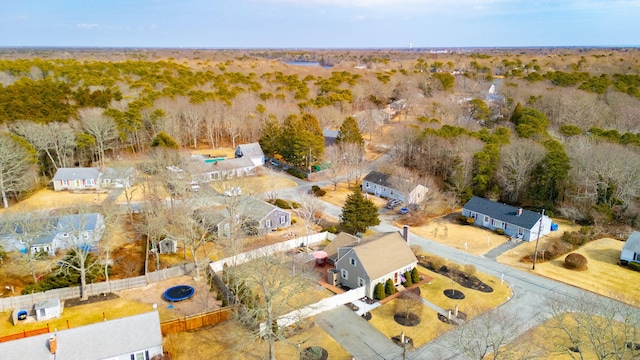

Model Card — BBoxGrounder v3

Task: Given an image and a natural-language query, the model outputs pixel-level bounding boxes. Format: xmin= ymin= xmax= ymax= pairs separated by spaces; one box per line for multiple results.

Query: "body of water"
xmin=286 ymin=61 xmax=333 ymax=68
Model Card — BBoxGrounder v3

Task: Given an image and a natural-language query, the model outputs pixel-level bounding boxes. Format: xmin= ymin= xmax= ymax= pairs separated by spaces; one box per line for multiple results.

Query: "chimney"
xmin=403 ymin=225 xmax=410 ymax=244
xmin=517 ymin=208 xmax=523 ymax=216
xmin=48 ymin=335 xmax=57 ymax=354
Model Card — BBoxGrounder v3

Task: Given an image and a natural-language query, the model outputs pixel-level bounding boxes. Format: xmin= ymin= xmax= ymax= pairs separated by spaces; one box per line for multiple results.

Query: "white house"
xmin=462 ymin=196 xmax=552 ymax=242
xmin=361 ymin=171 xmax=428 ymax=204
xmin=620 ymin=231 xmax=640 ymax=265
xmin=235 ymin=143 xmax=265 ymax=167
xmin=52 ymin=168 xmax=102 ymax=191
xmin=0 ymin=311 xmax=163 ymax=360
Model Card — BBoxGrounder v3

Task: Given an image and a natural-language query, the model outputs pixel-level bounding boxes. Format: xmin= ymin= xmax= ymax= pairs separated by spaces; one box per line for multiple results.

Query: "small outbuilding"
xmin=34 ymin=298 xmax=62 ymax=322
xmin=620 ymin=231 xmax=640 ymax=265
xmin=158 ymin=237 xmax=178 ymax=254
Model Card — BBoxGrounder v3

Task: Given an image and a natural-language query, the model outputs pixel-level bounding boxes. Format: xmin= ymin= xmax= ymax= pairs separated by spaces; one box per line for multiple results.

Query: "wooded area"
xmin=1 ymin=47 xmax=640 ymax=231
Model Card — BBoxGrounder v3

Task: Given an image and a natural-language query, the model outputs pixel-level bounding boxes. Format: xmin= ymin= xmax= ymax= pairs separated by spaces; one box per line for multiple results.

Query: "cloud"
xmin=76 ymin=23 xmax=99 ymax=29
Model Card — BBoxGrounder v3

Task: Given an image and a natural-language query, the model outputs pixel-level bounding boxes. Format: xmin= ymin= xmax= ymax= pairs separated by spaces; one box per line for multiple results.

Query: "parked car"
xmin=398 ymin=207 xmax=409 ymax=215
xmin=386 ymin=199 xmax=402 ymax=209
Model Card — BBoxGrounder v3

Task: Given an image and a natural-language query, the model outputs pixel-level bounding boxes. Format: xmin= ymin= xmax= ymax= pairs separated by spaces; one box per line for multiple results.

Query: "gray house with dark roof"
xmin=462 ymin=196 xmax=552 ymax=241
xmin=621 ymin=231 xmax=640 ymax=265
xmin=362 ymin=171 xmax=428 ymax=204
xmin=198 ymin=195 xmax=291 ymax=238
xmin=0 ymin=311 xmax=163 ymax=360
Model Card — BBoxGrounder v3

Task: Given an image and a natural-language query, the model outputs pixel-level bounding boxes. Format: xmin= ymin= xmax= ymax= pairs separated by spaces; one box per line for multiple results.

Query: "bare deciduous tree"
xmin=0 ymin=133 xmax=37 ymax=208
xmin=78 ymin=108 xmax=120 ymax=168
xmin=496 ymin=139 xmax=546 ymax=203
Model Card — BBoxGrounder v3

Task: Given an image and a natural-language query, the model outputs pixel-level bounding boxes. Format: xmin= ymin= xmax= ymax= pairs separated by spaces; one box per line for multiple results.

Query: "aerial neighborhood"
xmin=1 ymin=47 xmax=640 ymax=360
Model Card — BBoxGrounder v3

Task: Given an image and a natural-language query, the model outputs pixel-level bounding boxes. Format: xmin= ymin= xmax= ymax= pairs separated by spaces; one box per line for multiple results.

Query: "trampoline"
xmin=163 ymin=285 xmax=195 ymax=302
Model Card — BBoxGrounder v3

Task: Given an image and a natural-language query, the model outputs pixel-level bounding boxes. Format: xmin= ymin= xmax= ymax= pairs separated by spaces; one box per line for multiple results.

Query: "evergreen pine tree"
xmin=385 ymin=278 xmax=397 ymax=295
xmin=340 ymin=188 xmax=380 ymax=234
xmin=336 ymin=116 xmax=364 ymax=148
xmin=374 ymin=282 xmax=386 ymax=300
xmin=259 ymin=115 xmax=283 ymax=157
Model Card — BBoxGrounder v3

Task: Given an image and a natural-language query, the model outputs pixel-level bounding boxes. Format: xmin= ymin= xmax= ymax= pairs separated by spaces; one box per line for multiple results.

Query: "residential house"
xmin=235 ymin=143 xmax=266 ymax=167
xmin=197 ymin=195 xmax=291 ymax=238
xmin=323 ymin=128 xmax=340 ymax=147
xmin=620 ymin=231 xmax=640 ymax=265
xmin=353 ymin=108 xmax=393 ymax=128
xmin=188 ymin=157 xmax=258 ymax=183
xmin=0 ymin=311 xmax=163 ymax=360
xmin=461 ymin=196 xmax=552 ymax=241
xmin=0 ymin=213 xmax=105 ymax=256
xmin=361 ymin=171 xmax=428 ymax=204
xmin=52 ymin=168 xmax=102 ymax=191
xmin=101 ymin=166 xmax=136 ymax=189
xmin=323 ymin=232 xmax=360 ymax=265
xmin=332 ymin=231 xmax=417 ymax=298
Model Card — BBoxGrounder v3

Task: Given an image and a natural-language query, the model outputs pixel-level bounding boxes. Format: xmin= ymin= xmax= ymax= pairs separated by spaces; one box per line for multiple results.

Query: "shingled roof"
xmin=624 ymin=231 xmax=640 ymax=253
xmin=350 ymin=232 xmax=417 ymax=280
xmin=463 ymin=196 xmax=542 ymax=229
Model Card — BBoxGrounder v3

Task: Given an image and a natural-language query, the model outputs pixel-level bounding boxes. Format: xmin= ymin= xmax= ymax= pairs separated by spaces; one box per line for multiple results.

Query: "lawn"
xmin=368 ymin=264 xmax=512 ymax=348
xmin=0 ymin=297 xmax=153 ymax=336
xmin=500 ymin=237 xmax=640 ymax=307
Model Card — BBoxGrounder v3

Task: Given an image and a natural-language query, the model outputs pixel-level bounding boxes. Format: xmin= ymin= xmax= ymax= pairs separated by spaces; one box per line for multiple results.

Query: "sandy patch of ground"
xmin=117 ymin=274 xmax=221 ymax=322
xmin=320 ymin=182 xmax=387 ymax=209
xmin=408 ymin=213 xmax=511 ymax=256
xmin=0 ymin=189 xmax=110 ymax=214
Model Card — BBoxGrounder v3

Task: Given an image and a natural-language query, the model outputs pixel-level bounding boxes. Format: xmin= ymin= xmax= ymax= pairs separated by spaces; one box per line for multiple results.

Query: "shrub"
xmin=466 ymin=217 xmax=475 ymax=225
xmin=495 ymin=228 xmax=505 ymax=235
xmin=403 ymin=271 xmax=413 ymax=287
xmin=463 ymin=264 xmax=477 ymax=277
xmin=287 ymin=168 xmax=307 ymax=179
xmin=321 ymin=225 xmax=338 ymax=234
xmin=273 ymin=198 xmax=290 ymax=209
xmin=315 ymin=189 xmax=327 ymax=197
xmin=628 ymin=262 xmax=640 ymax=272
xmin=291 ymin=201 xmax=301 ymax=209
xmin=457 ymin=215 xmax=475 ymax=225
xmin=564 ymin=253 xmax=588 ymax=270
xmin=411 ymin=267 xmax=420 ymax=283
xmin=311 ymin=185 xmax=320 ymax=192
xmin=291 ymin=219 xmax=297 ymax=224
xmin=430 ymin=255 xmax=446 ymax=271
xmin=374 ymin=282 xmax=386 ymax=300
xmin=385 ymin=279 xmax=397 ymax=296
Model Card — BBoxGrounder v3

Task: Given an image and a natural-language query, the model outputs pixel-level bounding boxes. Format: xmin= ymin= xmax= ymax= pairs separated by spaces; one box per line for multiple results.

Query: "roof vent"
xmin=517 ymin=208 xmax=523 ymax=216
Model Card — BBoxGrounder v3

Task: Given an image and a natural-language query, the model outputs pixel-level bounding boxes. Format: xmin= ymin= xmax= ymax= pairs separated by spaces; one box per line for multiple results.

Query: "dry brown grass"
xmin=319 ymin=182 xmax=387 ymax=209
xmin=0 ymin=297 xmax=153 ymax=336
xmin=368 ymin=265 xmax=512 ymax=348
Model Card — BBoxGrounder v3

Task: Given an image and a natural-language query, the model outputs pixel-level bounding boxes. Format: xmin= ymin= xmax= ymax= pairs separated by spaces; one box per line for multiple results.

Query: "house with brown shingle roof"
xmin=333 ymin=231 xmax=417 ymax=298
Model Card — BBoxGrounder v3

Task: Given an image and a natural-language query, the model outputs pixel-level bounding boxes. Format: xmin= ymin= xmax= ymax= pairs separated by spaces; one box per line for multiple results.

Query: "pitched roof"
xmin=56 ymin=213 xmax=102 ymax=232
xmin=624 ymin=231 xmax=640 ymax=253
xmin=323 ymin=232 xmax=360 ymax=261
xmin=102 ymin=166 xmax=135 ymax=180
xmin=198 ymin=196 xmax=288 ymax=224
xmin=349 ymin=232 xmax=417 ymax=280
xmin=235 ymin=143 xmax=265 ymax=159
xmin=0 ymin=311 xmax=162 ymax=360
xmin=363 ymin=171 xmax=394 ymax=187
xmin=52 ymin=168 xmax=102 ymax=181
xmin=463 ymin=196 xmax=542 ymax=229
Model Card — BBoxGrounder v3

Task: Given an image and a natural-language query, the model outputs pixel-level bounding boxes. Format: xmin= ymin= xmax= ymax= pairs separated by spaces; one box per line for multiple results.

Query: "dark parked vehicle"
xmin=398 ymin=207 xmax=409 ymax=215
xmin=386 ymin=199 xmax=402 ymax=209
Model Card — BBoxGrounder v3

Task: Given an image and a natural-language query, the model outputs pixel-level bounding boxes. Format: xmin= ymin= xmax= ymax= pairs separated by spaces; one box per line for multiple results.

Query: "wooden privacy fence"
xmin=160 ymin=307 xmax=233 ymax=335
xmin=0 ymin=326 xmax=49 ymax=343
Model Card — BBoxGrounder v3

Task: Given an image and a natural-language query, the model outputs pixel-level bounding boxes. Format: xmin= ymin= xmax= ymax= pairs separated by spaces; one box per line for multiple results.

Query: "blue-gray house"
xmin=462 ymin=196 xmax=552 ymax=242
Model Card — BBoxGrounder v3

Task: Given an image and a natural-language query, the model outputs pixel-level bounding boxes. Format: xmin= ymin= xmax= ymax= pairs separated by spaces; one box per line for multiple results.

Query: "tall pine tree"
xmin=259 ymin=115 xmax=283 ymax=158
xmin=336 ymin=116 xmax=364 ymax=149
xmin=340 ymin=188 xmax=380 ymax=234
xmin=281 ymin=113 xmax=324 ymax=169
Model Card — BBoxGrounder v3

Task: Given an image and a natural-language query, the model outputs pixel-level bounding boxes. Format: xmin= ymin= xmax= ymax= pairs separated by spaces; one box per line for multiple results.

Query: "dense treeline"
xmin=0 ymin=49 xmax=639 ymax=229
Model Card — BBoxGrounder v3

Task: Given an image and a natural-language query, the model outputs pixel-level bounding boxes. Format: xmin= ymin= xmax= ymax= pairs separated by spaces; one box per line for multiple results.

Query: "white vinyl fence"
xmin=259 ymin=286 xmax=367 ymax=334
xmin=209 ymin=232 xmax=331 ymax=273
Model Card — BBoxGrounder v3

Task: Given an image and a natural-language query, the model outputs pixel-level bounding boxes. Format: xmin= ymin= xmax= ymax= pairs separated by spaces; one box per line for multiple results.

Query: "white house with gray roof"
xmin=0 ymin=311 xmax=163 ymax=360
xmin=362 ymin=171 xmax=428 ymax=204
xmin=235 ymin=142 xmax=265 ymax=166
xmin=52 ymin=167 xmax=103 ymax=191
xmin=462 ymin=196 xmax=552 ymax=241
xmin=620 ymin=231 xmax=640 ymax=265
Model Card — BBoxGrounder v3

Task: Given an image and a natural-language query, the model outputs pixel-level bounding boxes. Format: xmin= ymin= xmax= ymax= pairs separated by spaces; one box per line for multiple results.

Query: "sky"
xmin=1 ymin=0 xmax=639 ymax=48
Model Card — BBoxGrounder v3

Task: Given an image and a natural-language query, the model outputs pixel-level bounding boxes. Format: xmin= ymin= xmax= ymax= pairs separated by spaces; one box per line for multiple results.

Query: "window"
xmin=341 ymin=269 xmax=348 ymax=280
xmin=484 ymin=215 xmax=489 ymax=222
xmin=366 ymin=182 xmax=370 ymax=189
xmin=503 ymin=222 xmax=508 ymax=230
xmin=518 ymin=227 xmax=524 ymax=236
xmin=634 ymin=253 xmax=640 ymax=261
xmin=358 ymin=277 xmax=365 ymax=287
xmin=280 ymin=215 xmax=286 ymax=224
xmin=62 ymin=233 xmax=69 ymax=238
xmin=131 ymin=350 xmax=149 ymax=360
xmin=86 ymin=178 xmax=95 ymax=185
xmin=265 ymin=219 xmax=272 ymax=228
xmin=350 ymin=258 xmax=356 ymax=266
xmin=494 ymin=220 xmax=503 ymax=228
xmin=62 ymin=180 xmax=68 ymax=186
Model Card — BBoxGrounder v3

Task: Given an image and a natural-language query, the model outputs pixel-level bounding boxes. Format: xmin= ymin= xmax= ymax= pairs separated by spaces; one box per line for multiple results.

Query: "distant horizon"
xmin=3 ymin=1 xmax=638 ymax=49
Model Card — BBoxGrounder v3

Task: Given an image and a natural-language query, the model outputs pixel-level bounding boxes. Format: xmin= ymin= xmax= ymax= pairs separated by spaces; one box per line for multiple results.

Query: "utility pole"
xmin=401 ymin=331 xmax=407 ymax=360
xmin=532 ymin=209 xmax=545 ymax=270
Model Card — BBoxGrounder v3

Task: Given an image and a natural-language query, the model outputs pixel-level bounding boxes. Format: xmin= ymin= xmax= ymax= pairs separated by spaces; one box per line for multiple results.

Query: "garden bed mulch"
xmin=418 ymin=261 xmax=493 ymax=293
xmin=64 ymin=293 xmax=120 ymax=307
